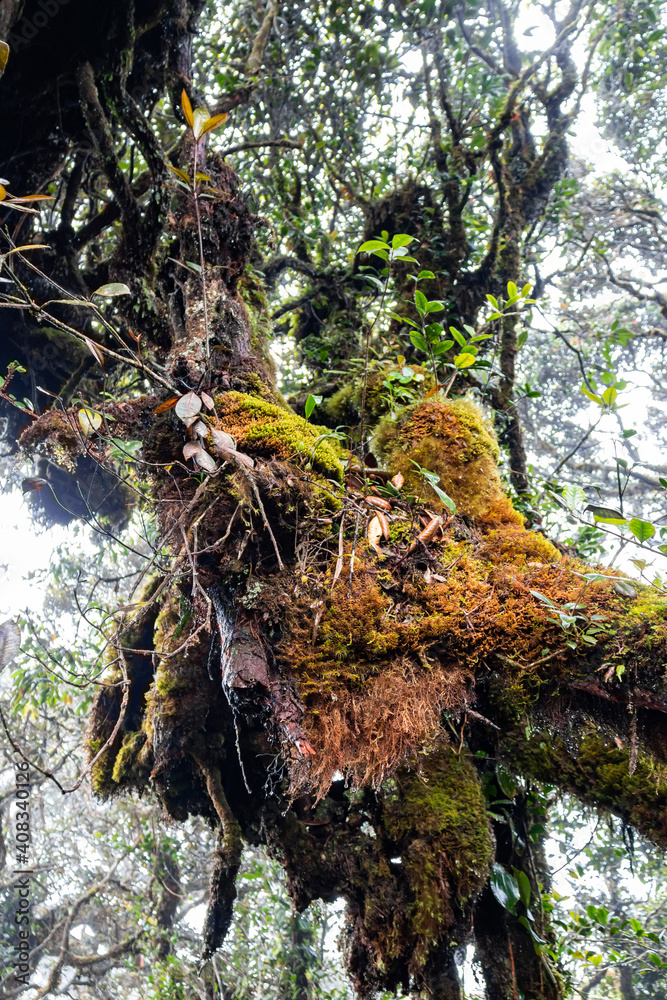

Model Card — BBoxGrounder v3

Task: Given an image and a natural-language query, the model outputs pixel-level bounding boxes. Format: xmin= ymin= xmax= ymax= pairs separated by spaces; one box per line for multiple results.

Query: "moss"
xmin=379 ymin=747 xmax=493 ymax=967
xmin=374 ymin=396 xmax=518 ymax=521
xmin=324 ymin=362 xmax=434 ymax=425
xmin=111 ymin=730 xmax=150 ymax=788
xmin=214 ymin=390 xmax=344 ymax=482
xmin=89 ymin=738 xmax=116 ymax=797
xmin=508 ymin=729 xmax=667 ymax=847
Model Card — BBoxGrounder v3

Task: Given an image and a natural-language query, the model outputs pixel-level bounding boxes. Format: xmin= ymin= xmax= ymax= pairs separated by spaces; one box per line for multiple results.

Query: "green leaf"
xmin=359 ymin=239 xmax=390 ymax=252
xmin=432 ymin=483 xmax=456 ymax=514
xmin=304 ymin=394 xmax=322 ymax=420
xmin=409 ymin=333 xmax=429 ymax=352
xmin=391 ymin=233 xmax=414 ymax=248
xmin=417 ymin=270 xmax=435 ymax=279
xmin=489 ymin=864 xmax=520 ymax=915
xmin=516 ymin=870 xmax=532 ymax=908
xmin=602 ymin=385 xmax=618 ymax=406
xmin=426 ymin=300 xmax=445 ymax=313
xmin=581 ymin=385 xmax=603 ymax=405
xmin=628 ymin=518 xmax=655 ymax=542
xmin=454 ymin=352 xmax=476 ymax=369
xmin=415 ymin=289 xmax=428 ymax=316
xmin=92 ymin=282 xmax=131 ymax=297
xmin=449 ymin=326 xmax=467 ymax=347
xmin=507 ymin=280 xmax=518 ymax=300
xmin=584 ymin=504 xmax=626 ymax=524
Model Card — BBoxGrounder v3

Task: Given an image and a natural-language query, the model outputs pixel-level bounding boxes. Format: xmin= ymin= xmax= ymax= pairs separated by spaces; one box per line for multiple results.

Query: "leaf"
xmin=516 ymin=870 xmax=532 ymax=908
xmin=367 ymin=516 xmax=384 ymax=555
xmin=628 ymin=518 xmax=655 ymax=542
xmin=584 ymin=504 xmax=626 ymax=524
xmin=181 ymin=89 xmax=194 ymax=128
xmin=193 ymin=420 xmax=209 ymax=438
xmin=153 ymin=397 xmax=179 ymax=415
xmin=183 ymin=442 xmax=216 ymax=472
xmin=0 ymin=619 xmax=20 ymax=670
xmin=562 ymin=484 xmax=585 ymax=510
xmin=581 ymin=385 xmax=603 ymax=405
xmin=489 ymin=864 xmax=520 ymax=915
xmin=0 ymin=40 xmax=9 ymax=76
xmin=305 ymin=393 xmax=322 ymax=420
xmin=83 ymin=337 xmax=105 ymax=366
xmin=391 ymin=472 xmax=404 ymax=490
xmin=454 ymin=352 xmax=476 ymax=369
xmin=449 ymin=326 xmax=467 ymax=347
xmin=391 ymin=234 xmax=414 ymax=248
xmin=92 ymin=282 xmax=131 ymax=297
xmin=167 ymin=163 xmax=190 ymax=184
xmin=22 ymin=478 xmax=46 ymax=493
xmin=414 ymin=289 xmax=428 ymax=316
xmin=432 ymin=483 xmax=456 ymax=513
xmin=211 ymin=428 xmax=237 ymax=453
xmin=175 ymin=392 xmax=202 ymax=423
xmin=358 ymin=239 xmax=390 ymax=252
xmin=78 ymin=408 xmax=102 ymax=435
xmin=198 ymin=112 xmax=229 ymax=137
xmin=201 ymin=392 xmax=215 ymax=410
xmin=613 ymin=579 xmax=637 ymax=598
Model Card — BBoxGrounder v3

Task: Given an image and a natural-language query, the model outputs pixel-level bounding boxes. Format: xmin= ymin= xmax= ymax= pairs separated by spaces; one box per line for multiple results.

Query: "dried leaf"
xmin=367 ymin=515 xmax=383 ymax=555
xmin=211 ymin=428 xmax=236 ymax=453
xmin=194 ymin=448 xmax=217 ymax=473
xmin=153 ymin=397 xmax=179 ymax=415
xmin=78 ymin=408 xmax=102 ymax=436
xmin=0 ymin=40 xmax=9 ymax=76
xmin=295 ymin=739 xmax=316 ymax=758
xmin=201 ymin=392 xmax=215 ymax=410
xmin=175 ymin=391 xmax=202 ymax=423
xmin=391 ymin=472 xmax=404 ymax=489
xmin=365 ymin=495 xmax=392 ymax=511
xmin=376 ymin=511 xmax=390 ymax=540
xmin=0 ymin=183 xmax=5 ymax=201
xmin=193 ymin=420 xmax=209 ymax=439
xmin=181 ymin=89 xmax=194 ymax=128
xmin=417 ymin=515 xmax=442 ymax=546
xmin=183 ymin=441 xmax=202 ymax=460
xmin=92 ymin=282 xmax=131 ymax=297
xmin=0 ymin=620 xmax=20 ymax=669
xmin=83 ymin=337 xmax=105 ymax=366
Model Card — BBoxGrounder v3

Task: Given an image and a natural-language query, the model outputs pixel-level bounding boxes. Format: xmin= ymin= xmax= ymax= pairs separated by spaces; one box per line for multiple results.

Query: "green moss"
xmin=509 ymin=729 xmax=667 ymax=847
xmin=373 ymin=396 xmax=519 ymax=522
xmin=380 ymin=747 xmax=493 ymax=964
xmin=89 ymin=738 xmax=116 ymax=797
xmin=325 ymin=362 xmax=434 ymax=424
xmin=111 ymin=731 xmax=149 ymax=787
xmin=215 ymin=390 xmax=344 ymax=482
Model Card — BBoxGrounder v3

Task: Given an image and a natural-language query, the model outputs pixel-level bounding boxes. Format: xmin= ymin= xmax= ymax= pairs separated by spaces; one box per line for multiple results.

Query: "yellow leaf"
xmin=0 ymin=184 xmax=5 ymax=201
xmin=166 ymin=163 xmax=190 ymax=184
xmin=181 ymin=89 xmax=194 ymax=128
xmin=0 ymin=40 xmax=8 ymax=76
xmin=199 ymin=112 xmax=228 ymax=137
xmin=78 ymin=408 xmax=102 ymax=436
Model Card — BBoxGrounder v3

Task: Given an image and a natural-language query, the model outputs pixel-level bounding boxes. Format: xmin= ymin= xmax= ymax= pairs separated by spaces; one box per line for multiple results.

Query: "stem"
xmin=192 ymin=142 xmax=210 ymax=364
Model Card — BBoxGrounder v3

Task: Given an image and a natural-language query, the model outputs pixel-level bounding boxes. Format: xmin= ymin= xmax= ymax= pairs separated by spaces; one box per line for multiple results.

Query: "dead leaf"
xmin=417 ymin=515 xmax=442 ymax=546
xmin=391 ymin=472 xmax=404 ymax=489
xmin=0 ymin=40 xmax=9 ymax=76
xmin=365 ymin=496 xmax=391 ymax=511
xmin=211 ymin=428 xmax=236 ymax=453
xmin=183 ymin=441 xmax=216 ymax=473
xmin=153 ymin=397 xmax=179 ymax=415
xmin=367 ymin=515 xmax=383 ymax=555
xmin=183 ymin=441 xmax=201 ymax=460
xmin=175 ymin=391 xmax=202 ymax=423
xmin=83 ymin=337 xmax=105 ymax=366
xmin=376 ymin=511 xmax=390 ymax=540
xmin=192 ymin=420 xmax=209 ymax=439
xmin=201 ymin=392 xmax=215 ymax=410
